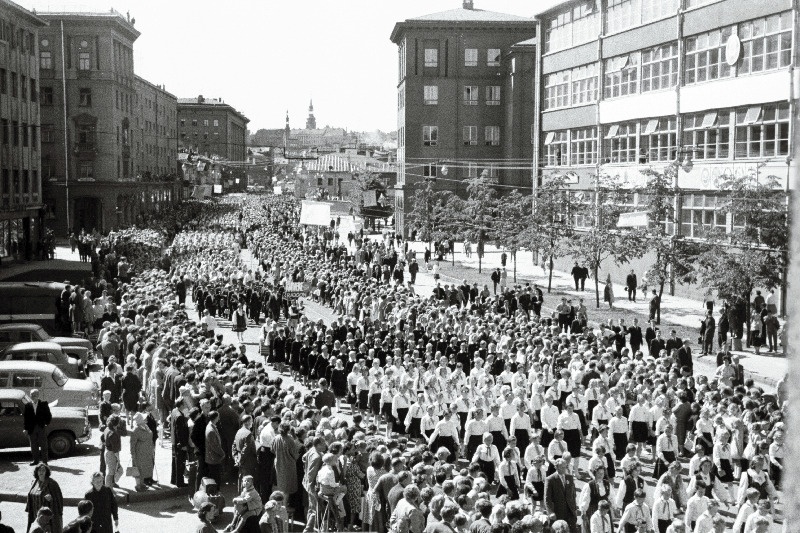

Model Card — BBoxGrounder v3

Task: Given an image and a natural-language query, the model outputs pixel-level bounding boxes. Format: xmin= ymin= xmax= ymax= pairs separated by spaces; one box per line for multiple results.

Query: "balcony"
xmin=74 ymin=143 xmax=97 ymax=159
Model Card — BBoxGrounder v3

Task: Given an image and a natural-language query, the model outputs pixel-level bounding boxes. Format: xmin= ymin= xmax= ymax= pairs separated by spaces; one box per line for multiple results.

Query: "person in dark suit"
xmin=232 ymin=415 xmax=258 ymax=492
xmin=664 ymin=330 xmax=683 ymax=356
xmin=170 ymin=399 xmax=189 ymax=487
xmin=23 ymin=389 xmax=52 ymax=465
xmin=545 ymin=459 xmax=578 ymax=533
xmin=625 ymin=270 xmax=637 ymax=301
xmin=676 ymin=340 xmax=693 ymax=375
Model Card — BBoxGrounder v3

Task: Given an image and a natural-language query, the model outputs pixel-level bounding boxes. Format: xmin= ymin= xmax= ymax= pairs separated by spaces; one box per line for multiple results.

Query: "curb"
xmin=0 ymin=485 xmax=187 ymax=506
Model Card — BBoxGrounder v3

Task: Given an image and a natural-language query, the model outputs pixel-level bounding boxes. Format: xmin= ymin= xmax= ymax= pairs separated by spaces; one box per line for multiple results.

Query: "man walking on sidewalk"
xmin=626 ymin=270 xmax=638 ymax=301
xmin=491 ymin=268 xmax=501 ymax=295
xmin=408 ymin=258 xmax=419 ymax=285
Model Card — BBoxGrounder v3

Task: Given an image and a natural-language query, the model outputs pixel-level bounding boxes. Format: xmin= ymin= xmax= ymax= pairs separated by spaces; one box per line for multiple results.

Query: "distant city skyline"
xmin=21 ymin=0 xmax=558 ymax=132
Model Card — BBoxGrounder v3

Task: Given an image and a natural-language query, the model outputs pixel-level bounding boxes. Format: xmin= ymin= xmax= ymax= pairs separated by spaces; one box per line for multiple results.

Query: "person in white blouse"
xmin=471 ymin=432 xmax=501 ymax=484
xmin=540 ymin=395 xmax=559 ymax=450
xmin=523 ymin=431 xmax=545 ymax=471
xmin=628 ymin=394 xmax=653 ymax=459
xmin=420 ymin=404 xmax=439 ymax=441
xmin=589 ymin=500 xmax=614 ymax=533
xmin=651 ymin=484 xmax=679 ymax=533
xmin=732 ymin=488 xmax=759 ymax=533
xmin=653 ymin=424 xmax=679 ymax=479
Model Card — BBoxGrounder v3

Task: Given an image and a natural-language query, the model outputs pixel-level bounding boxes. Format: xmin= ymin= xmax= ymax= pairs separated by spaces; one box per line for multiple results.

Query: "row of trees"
xmin=406 ymin=165 xmax=789 ymax=313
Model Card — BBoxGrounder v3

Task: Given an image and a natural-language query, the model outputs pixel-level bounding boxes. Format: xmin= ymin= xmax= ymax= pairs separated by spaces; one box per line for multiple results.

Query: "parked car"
xmin=1 ymin=342 xmax=83 ymax=379
xmin=0 ymin=389 xmax=92 ymax=457
xmin=0 ymin=323 xmax=94 ymax=370
xmin=0 ymin=361 xmax=98 ymax=410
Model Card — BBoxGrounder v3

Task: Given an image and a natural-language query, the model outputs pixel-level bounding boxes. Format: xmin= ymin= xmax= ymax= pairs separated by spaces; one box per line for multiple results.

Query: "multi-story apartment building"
xmin=134 ymin=76 xmax=178 ymax=180
xmin=177 ymin=96 xmax=249 ymax=163
xmin=390 ymin=1 xmax=537 ymax=236
xmin=535 ymin=0 xmax=797 ymax=303
xmin=0 ymin=0 xmax=46 ymax=260
xmin=38 ymin=10 xmax=179 ymax=235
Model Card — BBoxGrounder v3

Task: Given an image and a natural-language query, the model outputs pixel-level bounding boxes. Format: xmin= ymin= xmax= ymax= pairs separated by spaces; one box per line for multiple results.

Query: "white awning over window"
xmin=742 ymin=106 xmax=762 ymax=125
xmin=643 ymin=119 xmax=659 ymax=135
xmin=604 ymin=124 xmax=619 ymax=139
xmin=544 ymin=131 xmax=556 ymax=145
xmin=701 ymin=112 xmax=717 ymax=128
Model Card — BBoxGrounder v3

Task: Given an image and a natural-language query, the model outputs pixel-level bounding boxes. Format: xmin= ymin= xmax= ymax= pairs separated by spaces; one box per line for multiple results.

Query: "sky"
xmin=22 ymin=0 xmax=560 ymax=133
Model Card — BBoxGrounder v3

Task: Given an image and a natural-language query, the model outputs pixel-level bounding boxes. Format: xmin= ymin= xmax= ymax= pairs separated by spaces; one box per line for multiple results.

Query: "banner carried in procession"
xmin=284 ymin=281 xmax=309 ymax=296
xmin=299 ymin=200 xmax=332 ymax=226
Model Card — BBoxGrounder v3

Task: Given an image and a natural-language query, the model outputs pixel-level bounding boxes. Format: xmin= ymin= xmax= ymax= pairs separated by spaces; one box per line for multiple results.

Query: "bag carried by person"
xmin=126 ymin=464 xmax=140 ymax=478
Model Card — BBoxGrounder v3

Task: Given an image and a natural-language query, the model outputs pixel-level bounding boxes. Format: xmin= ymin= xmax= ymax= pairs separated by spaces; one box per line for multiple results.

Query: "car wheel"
xmin=48 ymin=431 xmax=75 ymax=458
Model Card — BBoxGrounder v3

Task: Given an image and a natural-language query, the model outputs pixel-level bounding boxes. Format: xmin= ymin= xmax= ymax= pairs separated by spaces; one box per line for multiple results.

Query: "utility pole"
xmin=60 ymin=20 xmax=70 ymax=235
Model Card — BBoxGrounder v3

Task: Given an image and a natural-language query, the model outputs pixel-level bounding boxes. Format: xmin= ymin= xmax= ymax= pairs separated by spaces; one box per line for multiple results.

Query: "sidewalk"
xmin=0 ymin=428 xmax=186 ymax=505
xmin=0 ymin=245 xmax=91 ymax=281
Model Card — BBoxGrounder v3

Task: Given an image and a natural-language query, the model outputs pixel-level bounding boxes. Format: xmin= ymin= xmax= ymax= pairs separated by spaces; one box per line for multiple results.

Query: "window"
xmin=606 ymin=0 xmax=637 ymax=34
xmin=738 ymin=12 xmax=792 ymax=75
xmin=544 ymin=2 xmax=599 ymax=54
xmin=203 ymin=120 xmax=209 ymax=127
xmin=641 ymin=42 xmax=678 ymax=92
xmin=11 ymin=121 xmax=18 ymax=146
xmin=463 ymin=86 xmax=479 ymax=105
xmin=423 ymin=163 xmax=437 ymax=178
xmin=39 ymin=51 xmax=52 ymax=70
xmin=604 ymin=122 xmax=637 ymax=163
xmin=639 ymin=117 xmax=677 ymax=162
xmin=424 ymin=85 xmax=438 ymax=105
xmin=571 ymin=64 xmax=598 ymax=105
xmin=544 ymin=71 xmax=570 ymax=110
xmin=603 ymin=54 xmax=638 ymax=98
xmin=544 ymin=131 xmax=568 ymax=166
xmin=0 ymin=68 xmax=5 ymax=94
xmin=41 ymin=125 xmax=54 ymax=143
xmin=20 ymin=75 xmax=26 ymax=100
xmin=21 ymin=122 xmax=28 ymax=147
xmin=463 ymin=126 xmax=478 ymax=145
xmin=78 ymin=161 xmax=93 ymax=180
xmin=681 ymin=194 xmax=727 ymax=238
xmin=213 ymin=119 xmax=219 ymax=127
xmin=191 ymin=119 xmax=198 ymax=127
xmin=180 ymin=119 xmax=185 ymax=127
xmin=683 ymin=110 xmax=730 ymax=159
xmin=78 ymin=52 xmax=90 ymax=70
xmin=40 ymin=86 xmax=53 ymax=106
xmin=486 ymin=86 xmax=501 ymax=105
xmin=11 ymin=373 xmax=42 ymax=388
xmin=29 ymin=78 xmax=35 ymax=102
xmin=465 ymin=48 xmax=478 ymax=67
xmin=0 ymin=119 xmax=7 ymax=145
xmin=487 ymin=48 xmax=501 ymax=66
xmin=734 ymin=103 xmax=789 ymax=158
xmin=423 ymin=126 xmax=438 ymax=146
xmin=10 ymin=73 xmax=17 ymax=97
xmin=79 ymin=88 xmax=91 ymax=107
xmin=641 ymin=0 xmax=678 ymax=23
xmin=77 ymin=124 xmax=95 ymax=146
xmin=684 ymin=27 xmax=732 ymax=84
xmin=570 ymin=127 xmax=598 ymax=165
xmin=485 ymin=126 xmax=500 ymax=146
xmin=424 ymin=48 xmax=438 ymax=67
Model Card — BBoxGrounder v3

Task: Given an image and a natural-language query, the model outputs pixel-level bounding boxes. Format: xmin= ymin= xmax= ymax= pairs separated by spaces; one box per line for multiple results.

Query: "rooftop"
xmin=38 ymin=8 xmax=140 ymax=40
xmin=408 ymin=7 xmax=531 ymax=22
xmin=177 ymin=96 xmax=249 ymax=123
xmin=0 ymin=0 xmax=48 ymax=26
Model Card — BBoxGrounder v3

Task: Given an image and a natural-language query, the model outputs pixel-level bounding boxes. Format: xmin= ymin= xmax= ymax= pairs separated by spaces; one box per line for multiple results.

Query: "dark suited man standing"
xmin=676 ymin=339 xmax=694 ymax=375
xmin=23 ymin=389 xmax=52 ymax=465
xmin=545 ymin=458 xmax=578 ymax=533
xmin=625 ymin=270 xmax=638 ymax=301
xmin=170 ymin=398 xmax=189 ymax=487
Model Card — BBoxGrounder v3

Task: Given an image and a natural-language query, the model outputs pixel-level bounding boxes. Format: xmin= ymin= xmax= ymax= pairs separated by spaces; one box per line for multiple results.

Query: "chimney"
xmin=463 ymin=0 xmax=474 ymax=9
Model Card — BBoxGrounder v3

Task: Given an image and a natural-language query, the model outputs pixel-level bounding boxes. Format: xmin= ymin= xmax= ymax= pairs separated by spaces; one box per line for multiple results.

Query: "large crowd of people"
xmin=7 ymin=194 xmax=787 ymax=533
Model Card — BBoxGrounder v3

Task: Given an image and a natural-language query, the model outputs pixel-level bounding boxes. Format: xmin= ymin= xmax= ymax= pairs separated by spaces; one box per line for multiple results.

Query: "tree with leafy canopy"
xmin=491 ymin=189 xmax=531 ymax=283
xmin=567 ymin=175 xmax=645 ymax=308
xmin=521 ymin=173 xmax=575 ymax=293
xmin=695 ymin=171 xmax=789 ymax=338
xmin=633 ymin=165 xmax=705 ymax=323
xmin=449 ymin=175 xmax=498 ymax=273
xmin=406 ymin=179 xmax=453 ymax=247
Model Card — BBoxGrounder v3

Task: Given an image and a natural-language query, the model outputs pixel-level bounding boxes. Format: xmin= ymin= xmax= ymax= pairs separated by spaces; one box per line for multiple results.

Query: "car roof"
xmin=4 ymin=342 xmax=63 ymax=352
xmin=0 ymin=389 xmax=26 ymax=400
xmin=0 ymin=360 xmax=57 ymax=372
xmin=0 ymin=323 xmax=42 ymax=332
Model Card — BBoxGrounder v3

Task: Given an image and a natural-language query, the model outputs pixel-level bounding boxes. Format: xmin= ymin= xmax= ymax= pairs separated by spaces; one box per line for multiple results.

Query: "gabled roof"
xmin=408 ymin=7 xmax=531 ymax=22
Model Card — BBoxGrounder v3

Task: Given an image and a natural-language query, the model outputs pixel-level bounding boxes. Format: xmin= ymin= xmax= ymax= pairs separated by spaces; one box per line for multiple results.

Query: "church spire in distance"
xmin=306 ymin=99 xmax=317 ymax=130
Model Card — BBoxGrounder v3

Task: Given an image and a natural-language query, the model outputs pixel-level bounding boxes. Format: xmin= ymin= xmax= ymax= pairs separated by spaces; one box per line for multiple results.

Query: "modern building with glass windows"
xmin=534 ymin=0 xmax=797 ymax=302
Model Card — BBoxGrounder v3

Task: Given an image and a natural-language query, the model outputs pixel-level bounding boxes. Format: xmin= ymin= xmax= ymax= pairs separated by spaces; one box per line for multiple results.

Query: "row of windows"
xmin=0 ymin=120 xmax=38 ymax=149
xmin=544 ymin=12 xmax=791 ymax=110
xmin=0 ymin=169 xmax=40 ymax=196
xmin=421 ymin=126 xmax=501 ymax=147
xmin=421 ymin=162 xmax=499 ymax=179
xmin=0 ymin=19 xmax=36 ymax=56
xmin=180 ymin=119 xmax=221 ymax=127
xmin=0 ymin=69 xmax=37 ymax=102
xmin=424 ymin=47 xmax=502 ymax=68
xmin=543 ymin=102 xmax=789 ymax=166
xmin=421 ymin=85 xmax=502 ymax=106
